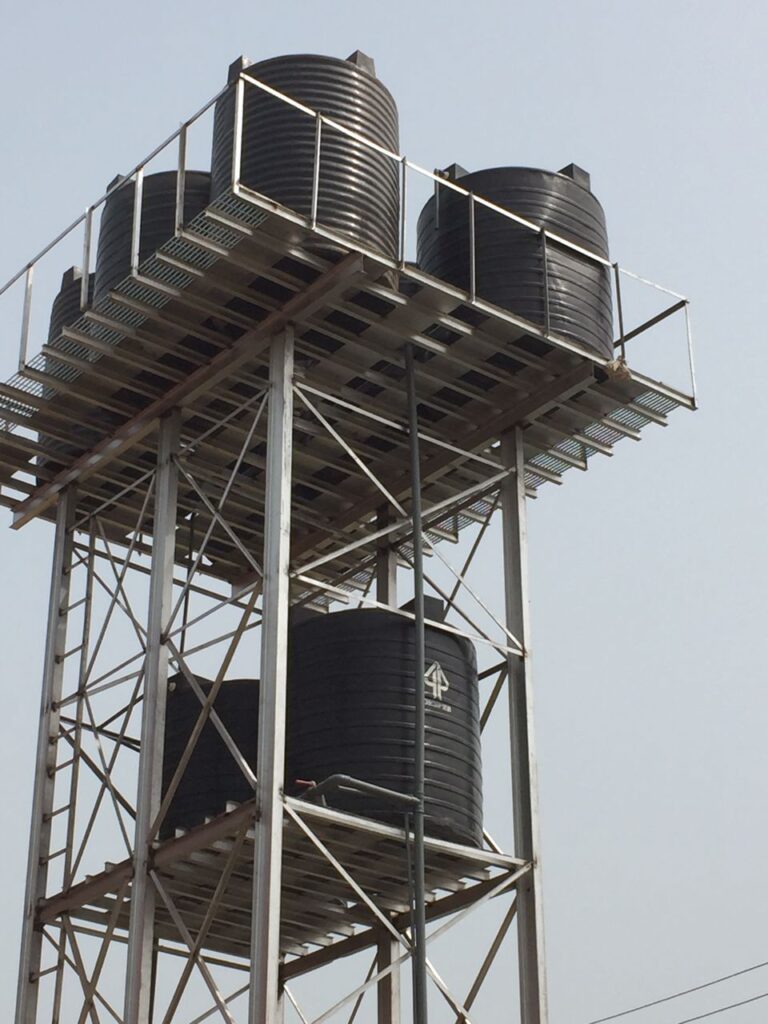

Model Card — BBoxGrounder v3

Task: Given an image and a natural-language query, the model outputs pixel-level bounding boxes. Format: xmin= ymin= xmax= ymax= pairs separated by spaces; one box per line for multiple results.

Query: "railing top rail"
xmin=0 ymin=69 xmax=689 ymax=307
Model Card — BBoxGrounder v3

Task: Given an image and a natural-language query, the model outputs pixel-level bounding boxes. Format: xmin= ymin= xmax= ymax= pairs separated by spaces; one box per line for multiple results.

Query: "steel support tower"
xmin=0 ymin=70 xmax=696 ymax=1024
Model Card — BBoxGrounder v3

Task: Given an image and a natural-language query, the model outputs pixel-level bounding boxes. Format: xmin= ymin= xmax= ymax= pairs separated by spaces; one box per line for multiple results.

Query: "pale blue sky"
xmin=0 ymin=1 xmax=766 ymax=1021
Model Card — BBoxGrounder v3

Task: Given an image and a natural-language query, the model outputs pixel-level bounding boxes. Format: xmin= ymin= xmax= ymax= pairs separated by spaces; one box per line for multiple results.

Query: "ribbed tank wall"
xmin=47 ymin=266 xmax=93 ymax=344
xmin=93 ymin=171 xmax=210 ymax=304
xmin=160 ymin=674 xmax=259 ymax=840
xmin=211 ymin=52 xmax=400 ymax=260
xmin=417 ymin=165 xmax=614 ymax=359
xmin=287 ymin=609 xmax=483 ymax=847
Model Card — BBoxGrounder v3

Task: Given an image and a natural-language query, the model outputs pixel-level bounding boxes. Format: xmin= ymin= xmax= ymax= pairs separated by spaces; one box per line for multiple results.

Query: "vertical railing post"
xmin=684 ymin=300 xmax=698 ymax=407
xmin=15 ymin=487 xmax=76 ymax=1024
xmin=613 ymin=262 xmax=626 ymax=361
xmin=232 ymin=75 xmax=245 ymax=191
xmin=540 ymin=229 xmax=551 ymax=336
xmin=398 ymin=157 xmax=408 ymax=267
xmin=81 ymin=208 xmax=93 ymax=311
xmin=175 ymin=124 xmax=187 ymax=236
xmin=500 ymin=428 xmax=548 ymax=1024
xmin=130 ymin=168 xmax=145 ymax=276
xmin=311 ymin=115 xmax=323 ymax=229
xmin=19 ymin=264 xmax=34 ymax=372
xmin=124 ymin=411 xmax=180 ymax=1024
xmin=468 ymin=194 xmax=477 ymax=303
xmin=249 ymin=328 xmax=295 ymax=1023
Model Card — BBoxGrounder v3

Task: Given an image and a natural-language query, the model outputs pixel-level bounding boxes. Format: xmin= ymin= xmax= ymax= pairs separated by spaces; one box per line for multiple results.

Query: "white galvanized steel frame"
xmin=3 ymin=59 xmax=697 ymax=1024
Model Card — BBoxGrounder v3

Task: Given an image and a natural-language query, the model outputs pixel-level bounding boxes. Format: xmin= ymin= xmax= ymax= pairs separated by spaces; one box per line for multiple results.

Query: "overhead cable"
xmin=587 ymin=959 xmax=768 ymax=1023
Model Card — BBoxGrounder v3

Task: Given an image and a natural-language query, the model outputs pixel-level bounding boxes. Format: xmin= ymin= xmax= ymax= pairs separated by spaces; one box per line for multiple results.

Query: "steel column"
xmin=500 ymin=428 xmax=548 ymax=1024
xmin=377 ymin=935 xmax=401 ymax=1024
xmin=376 ymin=505 xmax=398 ymax=608
xmin=249 ymin=328 xmax=295 ymax=1023
xmin=124 ymin=411 xmax=180 ymax=1024
xmin=15 ymin=488 xmax=76 ymax=1024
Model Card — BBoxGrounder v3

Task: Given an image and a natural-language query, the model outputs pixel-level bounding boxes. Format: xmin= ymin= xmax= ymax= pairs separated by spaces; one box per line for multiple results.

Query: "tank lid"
xmin=227 ymin=55 xmax=253 ymax=83
xmin=558 ymin=163 xmax=591 ymax=190
xmin=400 ymin=596 xmax=446 ymax=622
xmin=439 ymin=163 xmax=469 ymax=182
xmin=60 ymin=266 xmax=85 ymax=287
xmin=345 ymin=49 xmax=376 ymax=76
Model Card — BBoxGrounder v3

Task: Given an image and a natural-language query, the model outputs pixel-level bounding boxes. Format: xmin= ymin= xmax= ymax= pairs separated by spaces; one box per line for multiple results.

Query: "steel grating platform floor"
xmin=0 ymin=185 xmax=694 ymax=589
xmin=38 ymin=798 xmax=526 ymax=972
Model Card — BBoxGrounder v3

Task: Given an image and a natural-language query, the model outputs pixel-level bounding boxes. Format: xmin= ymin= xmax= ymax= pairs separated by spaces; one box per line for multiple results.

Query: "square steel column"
xmin=15 ymin=488 xmax=76 ymax=1024
xmin=500 ymin=428 xmax=548 ymax=1024
xmin=250 ymin=328 xmax=295 ymax=1023
xmin=124 ymin=411 xmax=180 ymax=1024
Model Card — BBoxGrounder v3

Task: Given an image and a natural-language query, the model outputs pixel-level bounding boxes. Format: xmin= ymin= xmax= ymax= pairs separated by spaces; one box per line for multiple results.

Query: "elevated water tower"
xmin=0 ymin=49 xmax=696 ymax=1024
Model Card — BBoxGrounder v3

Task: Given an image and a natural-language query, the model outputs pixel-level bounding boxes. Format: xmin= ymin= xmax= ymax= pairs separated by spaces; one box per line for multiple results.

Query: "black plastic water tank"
xmin=93 ymin=171 xmax=211 ymax=304
xmin=160 ymin=673 xmax=259 ymax=839
xmin=417 ymin=164 xmax=614 ymax=359
xmin=210 ymin=51 xmax=400 ymax=260
xmin=287 ymin=609 xmax=483 ymax=847
xmin=47 ymin=266 xmax=93 ymax=343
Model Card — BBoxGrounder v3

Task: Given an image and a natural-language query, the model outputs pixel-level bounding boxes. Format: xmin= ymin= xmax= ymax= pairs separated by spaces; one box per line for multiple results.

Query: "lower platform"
xmin=38 ymin=797 xmax=526 ymax=975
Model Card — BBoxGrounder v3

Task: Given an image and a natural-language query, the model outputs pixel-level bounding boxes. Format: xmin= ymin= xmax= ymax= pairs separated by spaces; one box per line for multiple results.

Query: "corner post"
xmin=250 ymin=328 xmax=295 ymax=1023
xmin=124 ymin=411 xmax=180 ymax=1024
xmin=500 ymin=428 xmax=548 ymax=1024
xmin=15 ymin=487 xmax=76 ymax=1024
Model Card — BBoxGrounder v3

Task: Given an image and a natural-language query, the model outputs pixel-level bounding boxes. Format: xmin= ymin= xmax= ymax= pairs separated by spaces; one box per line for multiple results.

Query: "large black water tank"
xmin=417 ymin=164 xmax=614 ymax=359
xmin=287 ymin=609 xmax=483 ymax=847
xmin=47 ymin=266 xmax=93 ymax=343
xmin=210 ymin=51 xmax=400 ymax=260
xmin=93 ymin=171 xmax=211 ymax=304
xmin=160 ymin=673 xmax=259 ymax=839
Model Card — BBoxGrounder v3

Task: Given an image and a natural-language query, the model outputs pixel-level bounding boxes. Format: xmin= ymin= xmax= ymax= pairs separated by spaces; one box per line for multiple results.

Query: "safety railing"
xmin=0 ymin=68 xmax=697 ymax=416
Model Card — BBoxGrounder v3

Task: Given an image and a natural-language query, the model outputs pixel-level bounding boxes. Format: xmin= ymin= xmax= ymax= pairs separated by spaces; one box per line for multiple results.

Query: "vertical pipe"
xmin=124 ymin=412 xmax=180 ymax=1024
xmin=15 ymin=488 xmax=76 ymax=1024
xmin=405 ymin=343 xmax=428 ymax=1024
xmin=613 ymin=263 xmax=626 ymax=361
xmin=19 ymin=264 xmax=34 ymax=372
xmin=500 ymin=428 xmax=548 ymax=1024
xmin=130 ymin=168 xmax=145 ymax=276
xmin=249 ymin=328 xmax=295 ymax=1024
xmin=311 ymin=116 xmax=323 ymax=229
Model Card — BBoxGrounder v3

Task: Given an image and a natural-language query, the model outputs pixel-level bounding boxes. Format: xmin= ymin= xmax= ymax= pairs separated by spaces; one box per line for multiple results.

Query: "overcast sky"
xmin=0 ymin=1 xmax=766 ymax=1022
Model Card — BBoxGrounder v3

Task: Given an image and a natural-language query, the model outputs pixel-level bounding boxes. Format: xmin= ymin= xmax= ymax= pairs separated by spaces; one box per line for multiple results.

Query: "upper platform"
xmin=0 ymin=69 xmax=696 ymax=591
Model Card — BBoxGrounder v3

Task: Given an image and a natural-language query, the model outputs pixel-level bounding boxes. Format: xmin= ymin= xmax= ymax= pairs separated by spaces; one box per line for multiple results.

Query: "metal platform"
xmin=38 ymin=797 xmax=526 ymax=972
xmin=0 ymin=184 xmax=694 ymax=593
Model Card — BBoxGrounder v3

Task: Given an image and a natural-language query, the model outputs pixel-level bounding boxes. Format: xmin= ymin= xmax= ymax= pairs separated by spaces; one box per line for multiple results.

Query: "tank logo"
xmin=425 ymin=662 xmax=451 ymax=713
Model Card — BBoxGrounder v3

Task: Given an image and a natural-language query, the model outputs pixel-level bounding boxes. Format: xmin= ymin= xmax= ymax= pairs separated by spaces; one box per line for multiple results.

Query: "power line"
xmin=586 ymin=959 xmax=768 ymax=1024
xmin=671 ymin=989 xmax=768 ymax=1023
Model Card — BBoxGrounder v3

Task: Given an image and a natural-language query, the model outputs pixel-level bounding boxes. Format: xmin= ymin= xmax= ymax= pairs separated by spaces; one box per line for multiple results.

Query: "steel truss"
xmin=13 ymin=330 xmax=550 ymax=1023
xmin=2 ymin=62 xmax=696 ymax=1024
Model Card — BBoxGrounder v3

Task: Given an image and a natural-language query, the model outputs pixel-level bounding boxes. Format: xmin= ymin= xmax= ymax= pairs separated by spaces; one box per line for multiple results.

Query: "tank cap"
xmin=558 ymin=163 xmax=591 ymax=190
xmin=60 ymin=266 xmax=84 ymax=287
xmin=228 ymin=55 xmax=253 ymax=83
xmin=439 ymin=163 xmax=469 ymax=182
xmin=400 ymin=596 xmax=446 ymax=622
xmin=345 ymin=50 xmax=376 ymax=76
